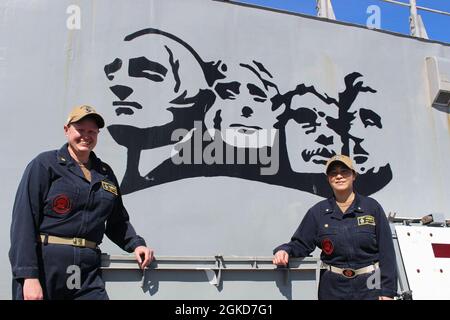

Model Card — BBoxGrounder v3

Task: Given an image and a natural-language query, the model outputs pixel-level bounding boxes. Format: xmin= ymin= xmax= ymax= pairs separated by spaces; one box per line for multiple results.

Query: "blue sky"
xmin=236 ymin=0 xmax=450 ymax=43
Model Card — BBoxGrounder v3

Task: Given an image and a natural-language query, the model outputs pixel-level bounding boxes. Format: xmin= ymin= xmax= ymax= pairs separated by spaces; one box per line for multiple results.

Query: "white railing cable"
xmin=379 ymin=0 xmax=450 ymax=16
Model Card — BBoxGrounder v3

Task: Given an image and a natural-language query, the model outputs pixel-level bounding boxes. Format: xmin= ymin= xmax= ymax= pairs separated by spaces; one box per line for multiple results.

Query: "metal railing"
xmin=380 ymin=0 xmax=450 ymax=17
xmin=232 ymin=0 xmax=449 ymax=41
xmin=317 ymin=0 xmax=450 ymax=39
xmin=101 ymin=254 xmax=321 ymax=289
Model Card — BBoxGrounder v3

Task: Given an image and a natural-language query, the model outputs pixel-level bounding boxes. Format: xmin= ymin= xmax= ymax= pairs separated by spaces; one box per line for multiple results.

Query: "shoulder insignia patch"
xmin=102 ymin=180 xmax=118 ymax=196
xmin=357 ymin=215 xmax=376 ymax=226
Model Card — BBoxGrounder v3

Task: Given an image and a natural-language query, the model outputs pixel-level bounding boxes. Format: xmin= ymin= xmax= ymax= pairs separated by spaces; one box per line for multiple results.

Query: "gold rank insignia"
xmin=357 ymin=215 xmax=376 ymax=226
xmin=101 ymin=180 xmax=118 ymax=196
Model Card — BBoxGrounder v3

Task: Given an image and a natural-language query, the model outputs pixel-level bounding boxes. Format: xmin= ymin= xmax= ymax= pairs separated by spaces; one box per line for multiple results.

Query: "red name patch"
xmin=53 ymin=194 xmax=71 ymax=214
xmin=322 ymin=238 xmax=334 ymax=255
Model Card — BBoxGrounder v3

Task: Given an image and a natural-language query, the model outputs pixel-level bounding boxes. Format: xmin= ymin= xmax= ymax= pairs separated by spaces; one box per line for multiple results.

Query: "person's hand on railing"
xmin=272 ymin=250 xmax=289 ymax=266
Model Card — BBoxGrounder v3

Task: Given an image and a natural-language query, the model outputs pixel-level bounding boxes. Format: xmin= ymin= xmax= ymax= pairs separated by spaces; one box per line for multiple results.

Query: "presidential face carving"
xmin=286 ymin=92 xmax=341 ymax=173
xmin=104 ymin=32 xmax=207 ymax=129
xmin=206 ymin=62 xmax=283 ymax=148
xmin=345 ymin=95 xmax=385 ymax=174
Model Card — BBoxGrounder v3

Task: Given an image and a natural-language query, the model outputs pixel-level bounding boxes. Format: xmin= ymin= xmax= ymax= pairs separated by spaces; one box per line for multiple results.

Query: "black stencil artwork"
xmin=104 ymin=28 xmax=392 ymax=198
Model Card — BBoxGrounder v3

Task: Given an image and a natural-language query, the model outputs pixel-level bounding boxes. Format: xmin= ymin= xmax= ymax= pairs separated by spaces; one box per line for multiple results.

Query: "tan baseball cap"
xmin=325 ymin=154 xmax=356 ymax=174
xmin=66 ymin=105 xmax=105 ymax=128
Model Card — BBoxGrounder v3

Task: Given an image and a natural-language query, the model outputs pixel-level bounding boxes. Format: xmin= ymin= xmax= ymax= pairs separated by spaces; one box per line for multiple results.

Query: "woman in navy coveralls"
xmin=273 ymin=155 xmax=397 ymax=300
xmin=9 ymin=105 xmax=154 ymax=300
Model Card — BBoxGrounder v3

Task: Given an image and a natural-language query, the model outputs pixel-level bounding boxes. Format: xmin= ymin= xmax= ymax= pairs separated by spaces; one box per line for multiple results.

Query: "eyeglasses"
xmin=327 ymin=168 xmax=352 ymax=177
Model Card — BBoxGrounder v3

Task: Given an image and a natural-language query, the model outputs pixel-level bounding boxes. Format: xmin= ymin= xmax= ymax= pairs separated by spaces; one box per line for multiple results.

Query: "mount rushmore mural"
xmin=103 ymin=28 xmax=392 ymax=198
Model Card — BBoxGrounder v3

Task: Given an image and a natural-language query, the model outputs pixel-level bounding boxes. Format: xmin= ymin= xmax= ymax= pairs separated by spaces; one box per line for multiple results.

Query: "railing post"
xmin=316 ymin=0 xmax=336 ymax=20
xmin=409 ymin=0 xmax=428 ymax=39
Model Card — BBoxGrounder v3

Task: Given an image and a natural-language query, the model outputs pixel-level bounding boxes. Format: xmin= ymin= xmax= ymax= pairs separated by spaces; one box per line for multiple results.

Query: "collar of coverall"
xmin=57 ymin=143 xmax=102 ymax=170
xmin=324 ymin=193 xmax=365 ymax=215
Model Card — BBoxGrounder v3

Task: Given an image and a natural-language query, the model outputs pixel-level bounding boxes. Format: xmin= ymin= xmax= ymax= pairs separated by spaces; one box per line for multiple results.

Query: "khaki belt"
xmin=39 ymin=234 xmax=97 ymax=249
xmin=322 ymin=262 xmax=379 ymax=278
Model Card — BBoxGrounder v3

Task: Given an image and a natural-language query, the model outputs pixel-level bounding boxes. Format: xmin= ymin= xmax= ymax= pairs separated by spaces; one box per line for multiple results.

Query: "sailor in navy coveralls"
xmin=273 ymin=155 xmax=397 ymax=300
xmin=9 ymin=105 xmax=154 ymax=300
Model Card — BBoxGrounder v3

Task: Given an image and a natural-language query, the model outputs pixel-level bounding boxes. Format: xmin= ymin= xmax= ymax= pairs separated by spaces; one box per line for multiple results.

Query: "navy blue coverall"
xmin=9 ymin=144 xmax=146 ymax=299
xmin=274 ymin=193 xmax=397 ymax=300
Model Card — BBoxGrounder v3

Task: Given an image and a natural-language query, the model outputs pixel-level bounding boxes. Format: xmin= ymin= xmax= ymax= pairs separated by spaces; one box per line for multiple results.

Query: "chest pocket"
xmin=318 ymin=225 xmax=338 ymax=237
xmin=355 ymin=225 xmax=377 ymax=249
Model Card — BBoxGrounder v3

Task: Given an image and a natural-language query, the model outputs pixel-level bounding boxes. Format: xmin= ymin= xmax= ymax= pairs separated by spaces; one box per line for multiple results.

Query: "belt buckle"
xmin=42 ymin=234 xmax=49 ymax=245
xmin=72 ymin=237 xmax=85 ymax=247
xmin=342 ymin=268 xmax=356 ymax=278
